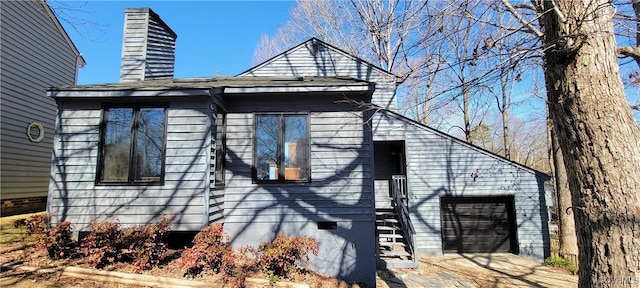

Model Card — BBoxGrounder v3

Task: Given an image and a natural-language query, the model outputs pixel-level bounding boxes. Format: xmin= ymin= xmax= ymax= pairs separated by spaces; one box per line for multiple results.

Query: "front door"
xmin=373 ymin=141 xmax=405 ymax=209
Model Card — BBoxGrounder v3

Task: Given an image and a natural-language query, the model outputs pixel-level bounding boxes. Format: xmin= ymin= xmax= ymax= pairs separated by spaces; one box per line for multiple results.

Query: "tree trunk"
xmin=463 ymin=84 xmax=472 ymax=143
xmin=501 ymin=74 xmax=511 ymax=160
xmin=538 ymin=1 xmax=640 ymax=287
xmin=549 ymin=124 xmax=578 ymax=258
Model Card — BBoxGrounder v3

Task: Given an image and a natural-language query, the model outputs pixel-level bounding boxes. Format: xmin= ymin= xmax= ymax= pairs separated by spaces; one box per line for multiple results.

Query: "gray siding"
xmin=120 ymin=8 xmax=176 ymax=82
xmin=371 ymin=111 xmax=550 ymax=260
xmin=222 ymin=106 xmax=376 ymax=284
xmin=240 ymin=40 xmax=398 ymax=111
xmin=48 ymin=100 xmax=211 ymax=231
xmin=0 ymin=1 xmax=79 ymax=200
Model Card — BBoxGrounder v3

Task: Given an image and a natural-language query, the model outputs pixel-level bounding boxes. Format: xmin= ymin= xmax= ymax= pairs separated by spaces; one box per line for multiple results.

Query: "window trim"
xmin=253 ymin=113 xmax=311 ymax=183
xmin=96 ymin=104 xmax=168 ymax=186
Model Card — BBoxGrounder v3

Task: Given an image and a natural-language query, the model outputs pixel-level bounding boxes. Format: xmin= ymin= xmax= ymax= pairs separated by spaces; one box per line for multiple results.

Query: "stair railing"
xmin=391 ymin=175 xmax=416 ymax=262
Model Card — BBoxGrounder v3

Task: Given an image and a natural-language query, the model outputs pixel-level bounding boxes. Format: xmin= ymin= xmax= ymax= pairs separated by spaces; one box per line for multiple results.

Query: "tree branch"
xmin=617 ymin=46 xmax=640 ymax=68
xmin=500 ymin=0 xmax=543 ymax=38
xmin=549 ymin=0 xmax=567 ymax=24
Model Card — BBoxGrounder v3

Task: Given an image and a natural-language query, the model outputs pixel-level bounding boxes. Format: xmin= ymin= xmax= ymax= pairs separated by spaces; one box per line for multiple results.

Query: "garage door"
xmin=440 ymin=196 xmax=517 ymax=253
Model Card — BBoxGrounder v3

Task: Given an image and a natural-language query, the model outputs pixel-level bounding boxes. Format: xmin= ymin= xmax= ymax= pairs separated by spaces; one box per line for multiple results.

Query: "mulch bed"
xmin=0 ymin=245 xmax=354 ymax=288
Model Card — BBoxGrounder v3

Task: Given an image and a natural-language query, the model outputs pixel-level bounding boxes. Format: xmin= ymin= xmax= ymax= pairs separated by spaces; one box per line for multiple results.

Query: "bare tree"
xmin=439 ymin=1 xmax=494 ymax=143
xmin=484 ymin=4 xmax=531 ymax=160
xmin=254 ymin=0 xmax=430 ymax=77
xmin=253 ymin=0 xmax=459 ymax=126
xmin=502 ymin=0 xmax=640 ymax=286
xmin=47 ymin=1 xmax=107 ymax=42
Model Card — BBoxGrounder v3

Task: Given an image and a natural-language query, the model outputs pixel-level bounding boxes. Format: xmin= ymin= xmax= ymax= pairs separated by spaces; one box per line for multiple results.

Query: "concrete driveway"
xmin=377 ymin=253 xmax=578 ymax=288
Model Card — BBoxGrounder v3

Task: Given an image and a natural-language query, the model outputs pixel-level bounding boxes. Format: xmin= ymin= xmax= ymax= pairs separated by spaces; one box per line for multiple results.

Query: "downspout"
xmin=74 ymin=54 xmax=86 ymax=85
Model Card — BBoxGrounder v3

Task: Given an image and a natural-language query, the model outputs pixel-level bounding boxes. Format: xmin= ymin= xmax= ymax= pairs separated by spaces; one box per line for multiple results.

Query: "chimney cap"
xmin=124 ymin=7 xmax=177 ymax=39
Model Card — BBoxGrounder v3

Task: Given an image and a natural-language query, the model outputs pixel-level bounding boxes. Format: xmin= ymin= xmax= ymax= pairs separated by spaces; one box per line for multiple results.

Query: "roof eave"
xmin=223 ymin=84 xmax=374 ymax=94
xmin=40 ymin=0 xmax=85 ymax=66
xmin=48 ymin=88 xmax=211 ymax=98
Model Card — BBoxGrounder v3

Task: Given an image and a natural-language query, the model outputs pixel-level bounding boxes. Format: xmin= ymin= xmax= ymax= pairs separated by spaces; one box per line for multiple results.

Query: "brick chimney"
xmin=120 ymin=8 xmax=177 ymax=82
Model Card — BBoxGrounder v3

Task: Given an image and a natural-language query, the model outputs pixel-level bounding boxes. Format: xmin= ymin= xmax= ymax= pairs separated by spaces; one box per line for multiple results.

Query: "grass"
xmin=0 ymin=212 xmax=43 ymax=249
xmin=544 ymin=256 xmax=579 ymax=275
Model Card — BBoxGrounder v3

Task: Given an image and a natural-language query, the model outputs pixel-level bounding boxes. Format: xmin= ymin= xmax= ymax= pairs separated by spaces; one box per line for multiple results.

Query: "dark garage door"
xmin=440 ymin=196 xmax=517 ymax=253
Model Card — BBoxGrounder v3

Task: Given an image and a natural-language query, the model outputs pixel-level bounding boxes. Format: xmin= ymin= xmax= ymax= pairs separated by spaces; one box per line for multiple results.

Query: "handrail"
xmin=391 ymin=175 xmax=415 ymax=261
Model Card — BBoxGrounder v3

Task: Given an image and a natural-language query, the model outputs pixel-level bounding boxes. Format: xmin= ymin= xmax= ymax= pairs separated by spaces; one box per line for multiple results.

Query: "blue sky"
xmin=55 ymin=1 xmax=293 ymax=85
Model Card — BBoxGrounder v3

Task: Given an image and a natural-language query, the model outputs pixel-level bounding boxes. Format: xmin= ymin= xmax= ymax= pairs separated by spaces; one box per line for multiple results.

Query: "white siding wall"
xmin=372 ymin=111 xmax=550 ymax=260
xmin=222 ymin=109 xmax=376 ymax=284
xmin=0 ymin=1 xmax=79 ymax=202
xmin=48 ymin=100 xmax=210 ymax=231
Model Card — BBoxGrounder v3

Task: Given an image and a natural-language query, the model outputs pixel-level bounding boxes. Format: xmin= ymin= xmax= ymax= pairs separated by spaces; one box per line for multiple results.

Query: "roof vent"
xmin=27 ymin=122 xmax=44 ymax=142
xmin=120 ymin=8 xmax=177 ymax=82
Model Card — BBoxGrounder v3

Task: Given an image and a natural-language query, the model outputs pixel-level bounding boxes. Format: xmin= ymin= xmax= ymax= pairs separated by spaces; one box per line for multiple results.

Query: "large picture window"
xmin=254 ymin=114 xmax=309 ymax=182
xmin=98 ymin=106 xmax=166 ymax=184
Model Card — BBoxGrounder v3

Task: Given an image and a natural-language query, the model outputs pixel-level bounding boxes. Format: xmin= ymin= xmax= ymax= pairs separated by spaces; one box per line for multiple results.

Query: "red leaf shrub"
xmin=20 ymin=213 xmax=50 ymax=235
xmin=180 ymin=228 xmax=320 ymax=283
xmin=14 ymin=214 xmax=75 ymax=259
xmin=180 ymin=223 xmax=232 ymax=277
xmin=221 ymin=246 xmax=259 ymax=288
xmin=79 ymin=221 xmax=122 ymax=268
xmin=257 ymin=234 xmax=319 ymax=279
xmin=121 ymin=215 xmax=173 ymax=272
xmin=78 ymin=215 xmax=173 ymax=271
xmin=41 ymin=221 xmax=76 ymax=259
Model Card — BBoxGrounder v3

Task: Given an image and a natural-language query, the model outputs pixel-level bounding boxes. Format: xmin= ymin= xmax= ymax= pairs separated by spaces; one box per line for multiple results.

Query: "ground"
xmin=1 ymin=213 xmax=577 ymax=287
xmin=392 ymin=254 xmax=578 ymax=287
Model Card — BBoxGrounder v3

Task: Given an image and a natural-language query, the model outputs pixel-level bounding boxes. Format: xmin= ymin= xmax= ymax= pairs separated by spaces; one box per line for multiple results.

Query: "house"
xmin=46 ymin=8 xmax=549 ymax=285
xmin=0 ymin=0 xmax=85 ymax=216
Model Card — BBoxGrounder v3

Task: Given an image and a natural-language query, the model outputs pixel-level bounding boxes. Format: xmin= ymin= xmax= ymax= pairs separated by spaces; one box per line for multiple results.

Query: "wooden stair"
xmin=376 ymin=208 xmax=417 ymax=268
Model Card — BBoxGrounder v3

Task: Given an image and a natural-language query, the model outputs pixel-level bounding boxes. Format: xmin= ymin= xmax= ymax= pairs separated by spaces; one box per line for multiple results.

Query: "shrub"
xmin=257 ymin=234 xmax=318 ymax=279
xmin=221 ymin=246 xmax=259 ymax=288
xmin=40 ymin=221 xmax=76 ymax=259
xmin=79 ymin=221 xmax=123 ymax=268
xmin=20 ymin=213 xmax=50 ymax=235
xmin=78 ymin=215 xmax=173 ymax=271
xmin=545 ymin=256 xmax=578 ymax=274
xmin=180 ymin=223 xmax=232 ymax=277
xmin=121 ymin=215 xmax=173 ymax=272
xmin=14 ymin=214 xmax=75 ymax=259
xmin=12 ymin=218 xmax=29 ymax=246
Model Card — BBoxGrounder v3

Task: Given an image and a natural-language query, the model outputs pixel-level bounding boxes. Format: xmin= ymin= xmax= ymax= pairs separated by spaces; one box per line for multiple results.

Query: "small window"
xmin=254 ymin=114 xmax=309 ymax=182
xmin=27 ymin=122 xmax=44 ymax=142
xmin=98 ymin=106 xmax=166 ymax=184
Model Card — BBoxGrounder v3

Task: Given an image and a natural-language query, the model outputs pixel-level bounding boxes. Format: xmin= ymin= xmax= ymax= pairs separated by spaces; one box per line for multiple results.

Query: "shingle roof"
xmin=48 ymin=76 xmax=372 ymax=91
